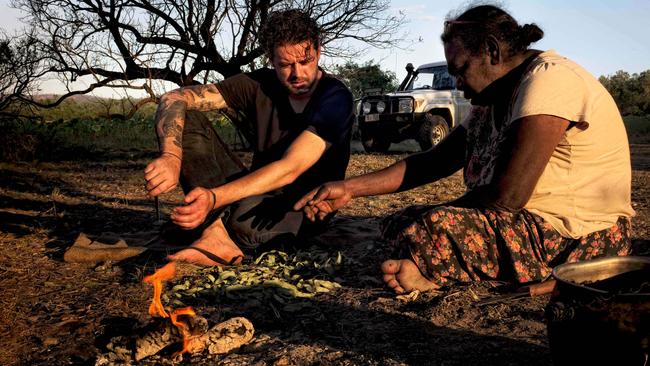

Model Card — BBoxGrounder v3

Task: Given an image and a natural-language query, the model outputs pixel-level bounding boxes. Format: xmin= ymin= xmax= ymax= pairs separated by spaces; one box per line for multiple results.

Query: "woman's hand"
xmin=294 ymin=181 xmax=353 ymax=221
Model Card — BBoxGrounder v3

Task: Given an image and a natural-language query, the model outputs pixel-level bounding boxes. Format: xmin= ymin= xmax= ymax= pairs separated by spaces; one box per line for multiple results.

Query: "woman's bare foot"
xmin=381 ymin=259 xmax=439 ymax=294
xmin=168 ymin=219 xmax=243 ymax=267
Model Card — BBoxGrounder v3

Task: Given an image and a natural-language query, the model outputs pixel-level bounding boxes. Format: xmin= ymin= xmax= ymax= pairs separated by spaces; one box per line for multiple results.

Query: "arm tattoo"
xmin=183 ymin=84 xmax=226 ymax=111
xmin=161 ymin=118 xmax=184 ymax=148
xmin=155 ymin=84 xmax=226 ymax=150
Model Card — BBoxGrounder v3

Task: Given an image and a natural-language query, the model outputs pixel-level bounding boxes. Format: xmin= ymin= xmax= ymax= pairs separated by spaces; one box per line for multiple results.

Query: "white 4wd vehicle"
xmin=357 ymin=62 xmax=471 ymax=152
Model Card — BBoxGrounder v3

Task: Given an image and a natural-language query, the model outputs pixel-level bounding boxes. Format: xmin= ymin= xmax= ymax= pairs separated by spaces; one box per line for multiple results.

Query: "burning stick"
xmin=133 ymin=312 xmax=208 ymax=361
xmin=137 ymin=262 xmax=254 ymax=361
xmin=142 ymin=262 xmax=198 ymax=357
xmin=475 ymin=280 xmax=557 ymax=306
xmin=133 ymin=316 xmax=253 ymax=361
xmin=169 ymin=307 xmax=196 ymax=356
xmin=144 ymin=262 xmax=196 ymax=356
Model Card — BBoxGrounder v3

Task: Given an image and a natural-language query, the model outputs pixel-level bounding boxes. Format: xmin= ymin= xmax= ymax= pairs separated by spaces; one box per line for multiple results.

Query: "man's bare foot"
xmin=381 ymin=259 xmax=439 ymax=294
xmin=168 ymin=219 xmax=243 ymax=267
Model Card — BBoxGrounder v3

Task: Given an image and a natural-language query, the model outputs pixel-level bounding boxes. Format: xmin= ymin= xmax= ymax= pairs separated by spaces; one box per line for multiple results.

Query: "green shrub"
xmin=0 ymin=112 xmax=248 ymax=162
xmin=0 ymin=118 xmax=64 ymax=161
xmin=0 ymin=117 xmax=157 ymax=161
xmin=624 ymin=115 xmax=650 ymax=144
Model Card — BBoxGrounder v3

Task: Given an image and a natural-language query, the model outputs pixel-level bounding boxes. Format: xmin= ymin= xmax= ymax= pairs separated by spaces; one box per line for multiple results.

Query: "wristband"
xmin=161 ymin=151 xmax=182 ymax=161
xmin=208 ymin=190 xmax=217 ymax=211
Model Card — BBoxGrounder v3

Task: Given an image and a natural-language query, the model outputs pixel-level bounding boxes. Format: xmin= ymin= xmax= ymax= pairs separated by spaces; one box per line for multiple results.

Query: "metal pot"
xmin=546 ymin=256 xmax=650 ymax=366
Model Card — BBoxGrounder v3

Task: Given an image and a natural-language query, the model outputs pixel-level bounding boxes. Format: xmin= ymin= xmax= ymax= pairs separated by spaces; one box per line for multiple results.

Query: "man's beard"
xmin=286 ymin=78 xmax=313 ymax=96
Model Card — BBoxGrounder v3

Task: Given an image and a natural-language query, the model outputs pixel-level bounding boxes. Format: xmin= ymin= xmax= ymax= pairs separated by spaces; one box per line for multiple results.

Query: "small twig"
xmin=443 ymin=291 xmax=462 ymax=300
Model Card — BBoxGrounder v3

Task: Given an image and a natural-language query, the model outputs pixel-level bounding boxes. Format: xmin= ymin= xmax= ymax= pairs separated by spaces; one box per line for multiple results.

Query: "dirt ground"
xmin=0 ymin=143 xmax=648 ymax=366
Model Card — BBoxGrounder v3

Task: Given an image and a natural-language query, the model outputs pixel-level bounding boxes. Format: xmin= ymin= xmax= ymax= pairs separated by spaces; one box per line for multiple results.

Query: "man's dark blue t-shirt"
xmin=215 ymin=68 xmax=354 ymax=201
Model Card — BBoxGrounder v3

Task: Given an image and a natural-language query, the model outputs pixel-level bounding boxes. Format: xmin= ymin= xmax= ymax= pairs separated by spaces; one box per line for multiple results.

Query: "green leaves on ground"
xmin=164 ymin=249 xmax=344 ymax=313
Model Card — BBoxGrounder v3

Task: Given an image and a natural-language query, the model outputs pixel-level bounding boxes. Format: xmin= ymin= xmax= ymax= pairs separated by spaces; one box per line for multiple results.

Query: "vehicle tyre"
xmin=418 ymin=114 xmax=449 ymax=151
xmin=361 ymin=131 xmax=391 ymax=153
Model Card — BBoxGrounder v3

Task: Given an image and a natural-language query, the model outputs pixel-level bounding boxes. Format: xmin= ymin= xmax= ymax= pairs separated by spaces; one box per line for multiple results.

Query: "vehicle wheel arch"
xmin=425 ymin=108 xmax=452 ymax=128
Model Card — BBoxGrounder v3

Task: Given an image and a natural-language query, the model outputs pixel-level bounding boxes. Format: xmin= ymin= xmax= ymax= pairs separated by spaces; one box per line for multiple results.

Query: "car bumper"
xmin=358 ymin=112 xmax=427 ymax=140
xmin=358 ymin=112 xmax=427 ymax=127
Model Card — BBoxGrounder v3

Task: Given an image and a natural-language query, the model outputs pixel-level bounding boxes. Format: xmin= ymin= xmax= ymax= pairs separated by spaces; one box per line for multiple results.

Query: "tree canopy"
xmin=334 ymin=61 xmax=398 ymax=99
xmin=599 ymin=70 xmax=650 ymax=116
xmin=2 ymin=0 xmax=406 ymax=116
xmin=0 ymin=33 xmax=45 ymax=116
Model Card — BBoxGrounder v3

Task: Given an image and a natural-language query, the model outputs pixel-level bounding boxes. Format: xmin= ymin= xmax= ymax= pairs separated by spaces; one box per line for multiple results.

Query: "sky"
xmin=375 ymin=0 xmax=650 ymax=83
xmin=1 ymin=0 xmax=649 ymax=97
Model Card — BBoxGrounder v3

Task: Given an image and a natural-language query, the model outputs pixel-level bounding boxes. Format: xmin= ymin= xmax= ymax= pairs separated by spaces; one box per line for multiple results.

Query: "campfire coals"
xmin=95 ymin=261 xmax=255 ymax=364
xmin=142 ymin=262 xmax=198 ymax=356
xmin=95 ymin=316 xmax=254 ymax=364
xmin=134 ymin=314 xmax=207 ymax=361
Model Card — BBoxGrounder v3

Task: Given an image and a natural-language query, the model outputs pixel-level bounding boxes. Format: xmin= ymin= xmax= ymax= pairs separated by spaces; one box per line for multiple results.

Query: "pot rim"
xmin=552 ymin=256 xmax=650 ymax=297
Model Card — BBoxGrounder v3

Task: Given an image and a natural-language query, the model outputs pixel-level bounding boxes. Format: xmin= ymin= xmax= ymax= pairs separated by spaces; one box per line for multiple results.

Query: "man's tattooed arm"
xmin=154 ymin=84 xmax=228 ymax=156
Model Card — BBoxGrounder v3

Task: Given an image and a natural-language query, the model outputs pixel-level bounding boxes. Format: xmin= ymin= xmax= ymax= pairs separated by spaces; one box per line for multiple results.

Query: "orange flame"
xmin=143 ymin=262 xmax=177 ymax=318
xmin=143 ymin=262 xmax=197 ymax=358
xmin=169 ymin=307 xmax=196 ymax=356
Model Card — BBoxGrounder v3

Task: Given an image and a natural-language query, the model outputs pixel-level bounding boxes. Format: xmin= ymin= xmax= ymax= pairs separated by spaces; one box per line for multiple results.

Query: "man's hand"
xmin=144 ymin=153 xmax=182 ymax=197
xmin=171 ymin=187 xmax=216 ymax=230
xmin=293 ymin=181 xmax=352 ymax=221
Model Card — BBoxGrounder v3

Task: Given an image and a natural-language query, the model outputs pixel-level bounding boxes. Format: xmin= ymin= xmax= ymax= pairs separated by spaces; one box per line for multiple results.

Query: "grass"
xmin=0 ymin=113 xmax=245 ymax=162
xmin=1 ymin=112 xmax=648 ymax=162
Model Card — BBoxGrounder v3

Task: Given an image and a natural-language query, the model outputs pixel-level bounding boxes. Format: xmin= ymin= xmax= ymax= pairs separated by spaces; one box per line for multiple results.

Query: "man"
xmin=144 ymin=9 xmax=353 ymax=266
xmin=295 ymin=5 xmax=633 ymax=293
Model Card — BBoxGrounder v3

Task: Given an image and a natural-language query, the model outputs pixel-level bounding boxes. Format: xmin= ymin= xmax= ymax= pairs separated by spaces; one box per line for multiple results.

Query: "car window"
xmin=407 ymin=66 xmax=456 ymax=91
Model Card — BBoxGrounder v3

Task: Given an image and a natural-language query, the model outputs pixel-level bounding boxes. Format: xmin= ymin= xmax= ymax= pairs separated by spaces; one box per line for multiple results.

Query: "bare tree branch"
xmin=0 ymin=32 xmax=47 ymax=115
xmin=6 ymin=0 xmax=407 ymax=113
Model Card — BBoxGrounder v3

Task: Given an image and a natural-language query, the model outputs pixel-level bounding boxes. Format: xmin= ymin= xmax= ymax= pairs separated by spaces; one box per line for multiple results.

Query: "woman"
xmin=295 ymin=4 xmax=634 ymax=293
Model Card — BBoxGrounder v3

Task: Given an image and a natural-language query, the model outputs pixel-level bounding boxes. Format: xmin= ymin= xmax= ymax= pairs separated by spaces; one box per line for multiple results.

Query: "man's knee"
xmin=225 ymin=216 xmax=300 ymax=251
xmin=224 ymin=195 xmax=303 ymax=251
xmin=225 ymin=213 xmax=264 ymax=250
xmin=181 ymin=111 xmax=214 ymax=161
xmin=183 ymin=110 xmax=213 ymax=135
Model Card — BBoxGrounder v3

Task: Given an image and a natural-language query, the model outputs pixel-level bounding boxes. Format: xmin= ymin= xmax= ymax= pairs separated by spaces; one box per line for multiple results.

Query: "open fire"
xmin=143 ymin=262 xmax=196 ymax=356
xmin=135 ymin=262 xmax=254 ymax=361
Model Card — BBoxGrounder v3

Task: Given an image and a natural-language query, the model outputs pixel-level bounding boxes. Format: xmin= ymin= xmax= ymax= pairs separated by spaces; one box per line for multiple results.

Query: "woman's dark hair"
xmin=258 ymin=9 xmax=321 ymax=58
xmin=441 ymin=4 xmax=543 ymax=56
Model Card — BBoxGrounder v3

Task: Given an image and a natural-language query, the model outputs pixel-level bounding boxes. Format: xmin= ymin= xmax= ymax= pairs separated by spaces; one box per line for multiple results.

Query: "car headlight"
xmin=398 ymin=99 xmax=413 ymax=113
xmin=376 ymin=101 xmax=386 ymax=113
xmin=362 ymin=102 xmax=372 ymax=114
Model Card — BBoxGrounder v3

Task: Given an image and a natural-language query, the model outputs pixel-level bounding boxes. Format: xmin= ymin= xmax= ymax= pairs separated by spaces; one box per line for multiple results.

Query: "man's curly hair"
xmin=258 ymin=9 xmax=321 ymax=58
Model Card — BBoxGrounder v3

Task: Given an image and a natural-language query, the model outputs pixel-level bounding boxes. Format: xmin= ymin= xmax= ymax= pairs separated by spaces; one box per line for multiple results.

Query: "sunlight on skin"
xmin=166 ymin=218 xmax=244 ymax=267
xmin=271 ymin=41 xmax=321 ymax=98
xmin=146 ymin=41 xmax=326 ymax=268
xmin=381 ymin=259 xmax=439 ymax=294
